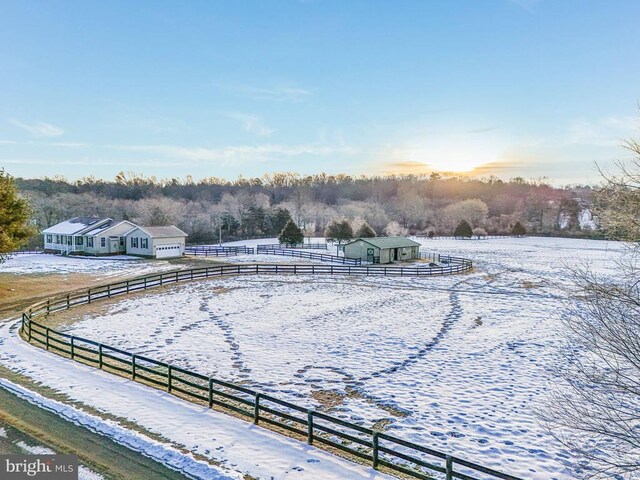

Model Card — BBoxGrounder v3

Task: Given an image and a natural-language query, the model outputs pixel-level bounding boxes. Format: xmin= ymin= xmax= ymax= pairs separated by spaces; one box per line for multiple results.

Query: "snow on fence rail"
xmin=256 ymin=242 xmax=329 ymax=250
xmin=256 ymin=248 xmax=362 ymax=265
xmin=17 ymin=260 xmax=523 ymax=480
xmin=184 ymin=245 xmax=255 ymax=256
xmin=7 ymin=249 xmax=45 ymax=255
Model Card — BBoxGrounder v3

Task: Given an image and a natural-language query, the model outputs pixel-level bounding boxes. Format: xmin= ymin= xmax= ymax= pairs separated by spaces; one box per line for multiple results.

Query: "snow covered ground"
xmin=53 ymin=236 xmax=625 ymax=479
xmin=2 ymin=236 xmax=626 ymax=479
xmin=0 ymin=253 xmax=177 ymax=277
xmin=0 ymin=322 xmax=392 ymax=480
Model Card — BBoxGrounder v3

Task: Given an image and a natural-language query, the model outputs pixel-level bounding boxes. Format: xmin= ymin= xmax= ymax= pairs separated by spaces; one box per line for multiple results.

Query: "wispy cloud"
xmin=9 ymin=119 xmax=64 ymax=137
xmin=224 ymin=112 xmax=277 ymax=137
xmin=566 ymin=115 xmax=638 ymax=147
xmin=108 ymin=143 xmax=358 ymax=165
xmin=466 ymin=126 xmax=501 ymax=134
xmin=216 ymin=83 xmax=312 ymax=102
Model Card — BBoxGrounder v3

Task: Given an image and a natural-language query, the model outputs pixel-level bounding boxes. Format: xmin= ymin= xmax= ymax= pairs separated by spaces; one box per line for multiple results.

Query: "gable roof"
xmin=43 ymin=217 xmax=112 ymax=235
xmin=130 ymin=225 xmax=188 ymax=238
xmin=84 ymin=220 xmax=138 ymax=237
xmin=345 ymin=237 xmax=421 ymax=249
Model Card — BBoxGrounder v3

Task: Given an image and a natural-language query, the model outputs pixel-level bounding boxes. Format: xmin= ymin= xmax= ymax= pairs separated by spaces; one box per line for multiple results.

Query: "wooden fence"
xmin=18 ymin=260 xmax=522 ymax=480
xmin=7 ymin=249 xmax=45 ymax=255
xmin=184 ymin=245 xmax=255 ymax=257
xmin=256 ymin=242 xmax=329 ymax=250
xmin=256 ymin=248 xmax=362 ymax=265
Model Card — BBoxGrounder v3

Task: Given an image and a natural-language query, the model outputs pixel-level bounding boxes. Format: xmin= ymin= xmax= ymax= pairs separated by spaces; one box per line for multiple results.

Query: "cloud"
xmin=566 ymin=115 xmax=638 ymax=147
xmin=466 ymin=126 xmax=501 ymax=134
xmin=9 ymin=119 xmax=64 ymax=137
xmin=216 ymin=83 xmax=312 ymax=102
xmin=224 ymin=112 xmax=277 ymax=137
xmin=108 ymin=143 xmax=358 ymax=165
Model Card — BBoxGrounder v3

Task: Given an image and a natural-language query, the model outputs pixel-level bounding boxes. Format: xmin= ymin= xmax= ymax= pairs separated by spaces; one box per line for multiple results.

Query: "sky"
xmin=0 ymin=0 xmax=639 ymax=185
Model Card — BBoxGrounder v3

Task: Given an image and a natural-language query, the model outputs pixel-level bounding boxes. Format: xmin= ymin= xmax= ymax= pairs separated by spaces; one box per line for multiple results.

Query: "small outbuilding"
xmin=343 ymin=237 xmax=421 ymax=264
xmin=125 ymin=225 xmax=188 ymax=259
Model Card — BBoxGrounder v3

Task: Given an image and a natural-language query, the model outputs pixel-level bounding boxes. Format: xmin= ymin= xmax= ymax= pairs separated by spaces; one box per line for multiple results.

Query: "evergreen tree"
xmin=511 ymin=221 xmax=527 ymax=236
xmin=325 ymin=219 xmax=354 ymax=244
xmin=453 ymin=220 xmax=473 ymax=238
xmin=278 ymin=219 xmax=304 ymax=245
xmin=355 ymin=222 xmax=376 ymax=238
xmin=0 ymin=170 xmax=35 ymax=260
xmin=271 ymin=208 xmax=293 ymax=236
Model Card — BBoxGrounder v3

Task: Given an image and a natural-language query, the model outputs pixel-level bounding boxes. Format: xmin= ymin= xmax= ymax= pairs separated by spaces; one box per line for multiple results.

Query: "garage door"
xmin=155 ymin=244 xmax=182 ymax=259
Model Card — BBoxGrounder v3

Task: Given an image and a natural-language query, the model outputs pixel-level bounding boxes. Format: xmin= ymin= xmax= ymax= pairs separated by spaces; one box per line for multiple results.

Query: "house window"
xmin=142 ymin=238 xmax=148 ymax=249
xmin=68 ymin=236 xmax=72 ymax=245
xmin=75 ymin=236 xmax=83 ymax=246
xmin=100 ymin=237 xmax=106 ymax=248
xmin=46 ymin=234 xmax=52 ymax=243
xmin=61 ymin=235 xmax=66 ymax=244
xmin=87 ymin=237 xmax=94 ymax=248
xmin=55 ymin=235 xmax=60 ymax=244
xmin=120 ymin=237 xmax=125 ymax=247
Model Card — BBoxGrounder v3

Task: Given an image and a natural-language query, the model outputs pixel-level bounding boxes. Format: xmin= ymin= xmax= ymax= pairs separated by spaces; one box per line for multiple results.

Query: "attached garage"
xmin=155 ymin=244 xmax=183 ymax=259
xmin=125 ymin=226 xmax=188 ymax=259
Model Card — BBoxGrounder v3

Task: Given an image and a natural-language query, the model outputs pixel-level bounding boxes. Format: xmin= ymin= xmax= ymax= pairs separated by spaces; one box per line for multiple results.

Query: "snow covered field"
xmin=2 ymin=237 xmax=626 ymax=479
xmin=0 ymin=253 xmax=177 ymax=277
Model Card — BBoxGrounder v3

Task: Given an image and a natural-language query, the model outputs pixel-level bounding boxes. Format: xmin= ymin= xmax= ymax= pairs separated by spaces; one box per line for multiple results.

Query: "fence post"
xmin=66 ymin=294 xmax=70 ymax=309
xmin=70 ymin=337 xmax=75 ymax=359
xmin=132 ymin=354 xmax=136 ymax=380
xmin=175 ymin=271 xmax=179 ymax=283
xmin=168 ymin=365 xmax=172 ymax=392
xmin=254 ymin=393 xmax=261 ymax=424
xmin=372 ymin=431 xmax=379 ymax=469
xmin=445 ymin=455 xmax=453 ymax=480
xmin=46 ymin=299 xmax=50 ymax=315
xmin=87 ymin=289 xmax=91 ymax=304
xmin=126 ymin=280 xmax=130 ymax=293
xmin=307 ymin=410 xmax=314 ymax=445
xmin=98 ymin=344 xmax=103 ymax=369
xmin=45 ymin=327 xmax=50 ymax=350
xmin=21 ymin=313 xmax=25 ymax=333
xmin=28 ymin=317 xmax=32 ymax=342
xmin=208 ymin=378 xmax=214 ymax=408
xmin=144 ymin=277 xmax=148 ymax=289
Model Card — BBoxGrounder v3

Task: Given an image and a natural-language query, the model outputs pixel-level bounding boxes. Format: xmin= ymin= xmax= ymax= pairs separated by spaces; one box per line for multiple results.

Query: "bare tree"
xmin=540 ymin=133 xmax=640 ymax=479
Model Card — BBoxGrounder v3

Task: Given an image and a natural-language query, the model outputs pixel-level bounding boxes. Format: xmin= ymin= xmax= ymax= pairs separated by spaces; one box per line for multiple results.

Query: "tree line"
xmin=13 ymin=172 xmax=598 ymax=246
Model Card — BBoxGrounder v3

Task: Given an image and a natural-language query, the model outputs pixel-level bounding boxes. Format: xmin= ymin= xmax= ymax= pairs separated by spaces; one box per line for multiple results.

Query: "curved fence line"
xmin=256 ymin=248 xmax=362 ymax=265
xmin=19 ymin=260 xmax=521 ymax=480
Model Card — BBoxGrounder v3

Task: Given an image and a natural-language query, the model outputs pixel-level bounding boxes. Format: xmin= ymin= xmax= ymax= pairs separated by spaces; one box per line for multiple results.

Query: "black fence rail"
xmin=6 ymin=249 xmax=45 ymax=255
xmin=17 ymin=260 xmax=522 ymax=480
xmin=257 ymin=243 xmax=329 ymax=250
xmin=184 ymin=245 xmax=255 ymax=257
xmin=257 ymin=248 xmax=362 ymax=265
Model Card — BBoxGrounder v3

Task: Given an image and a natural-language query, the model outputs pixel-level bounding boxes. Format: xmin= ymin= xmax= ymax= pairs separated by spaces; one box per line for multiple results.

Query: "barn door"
xmin=367 ymin=248 xmax=374 ymax=263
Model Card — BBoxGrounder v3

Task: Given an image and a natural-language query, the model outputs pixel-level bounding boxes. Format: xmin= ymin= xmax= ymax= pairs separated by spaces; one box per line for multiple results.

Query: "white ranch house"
xmin=43 ymin=217 xmax=187 ymax=259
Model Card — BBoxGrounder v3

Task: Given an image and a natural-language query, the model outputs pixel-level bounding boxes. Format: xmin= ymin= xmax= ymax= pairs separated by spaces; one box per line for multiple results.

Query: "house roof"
xmin=42 ymin=217 xmax=112 ymax=235
xmin=345 ymin=237 xmax=421 ymax=249
xmin=84 ymin=220 xmax=137 ymax=237
xmin=132 ymin=225 xmax=188 ymax=238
